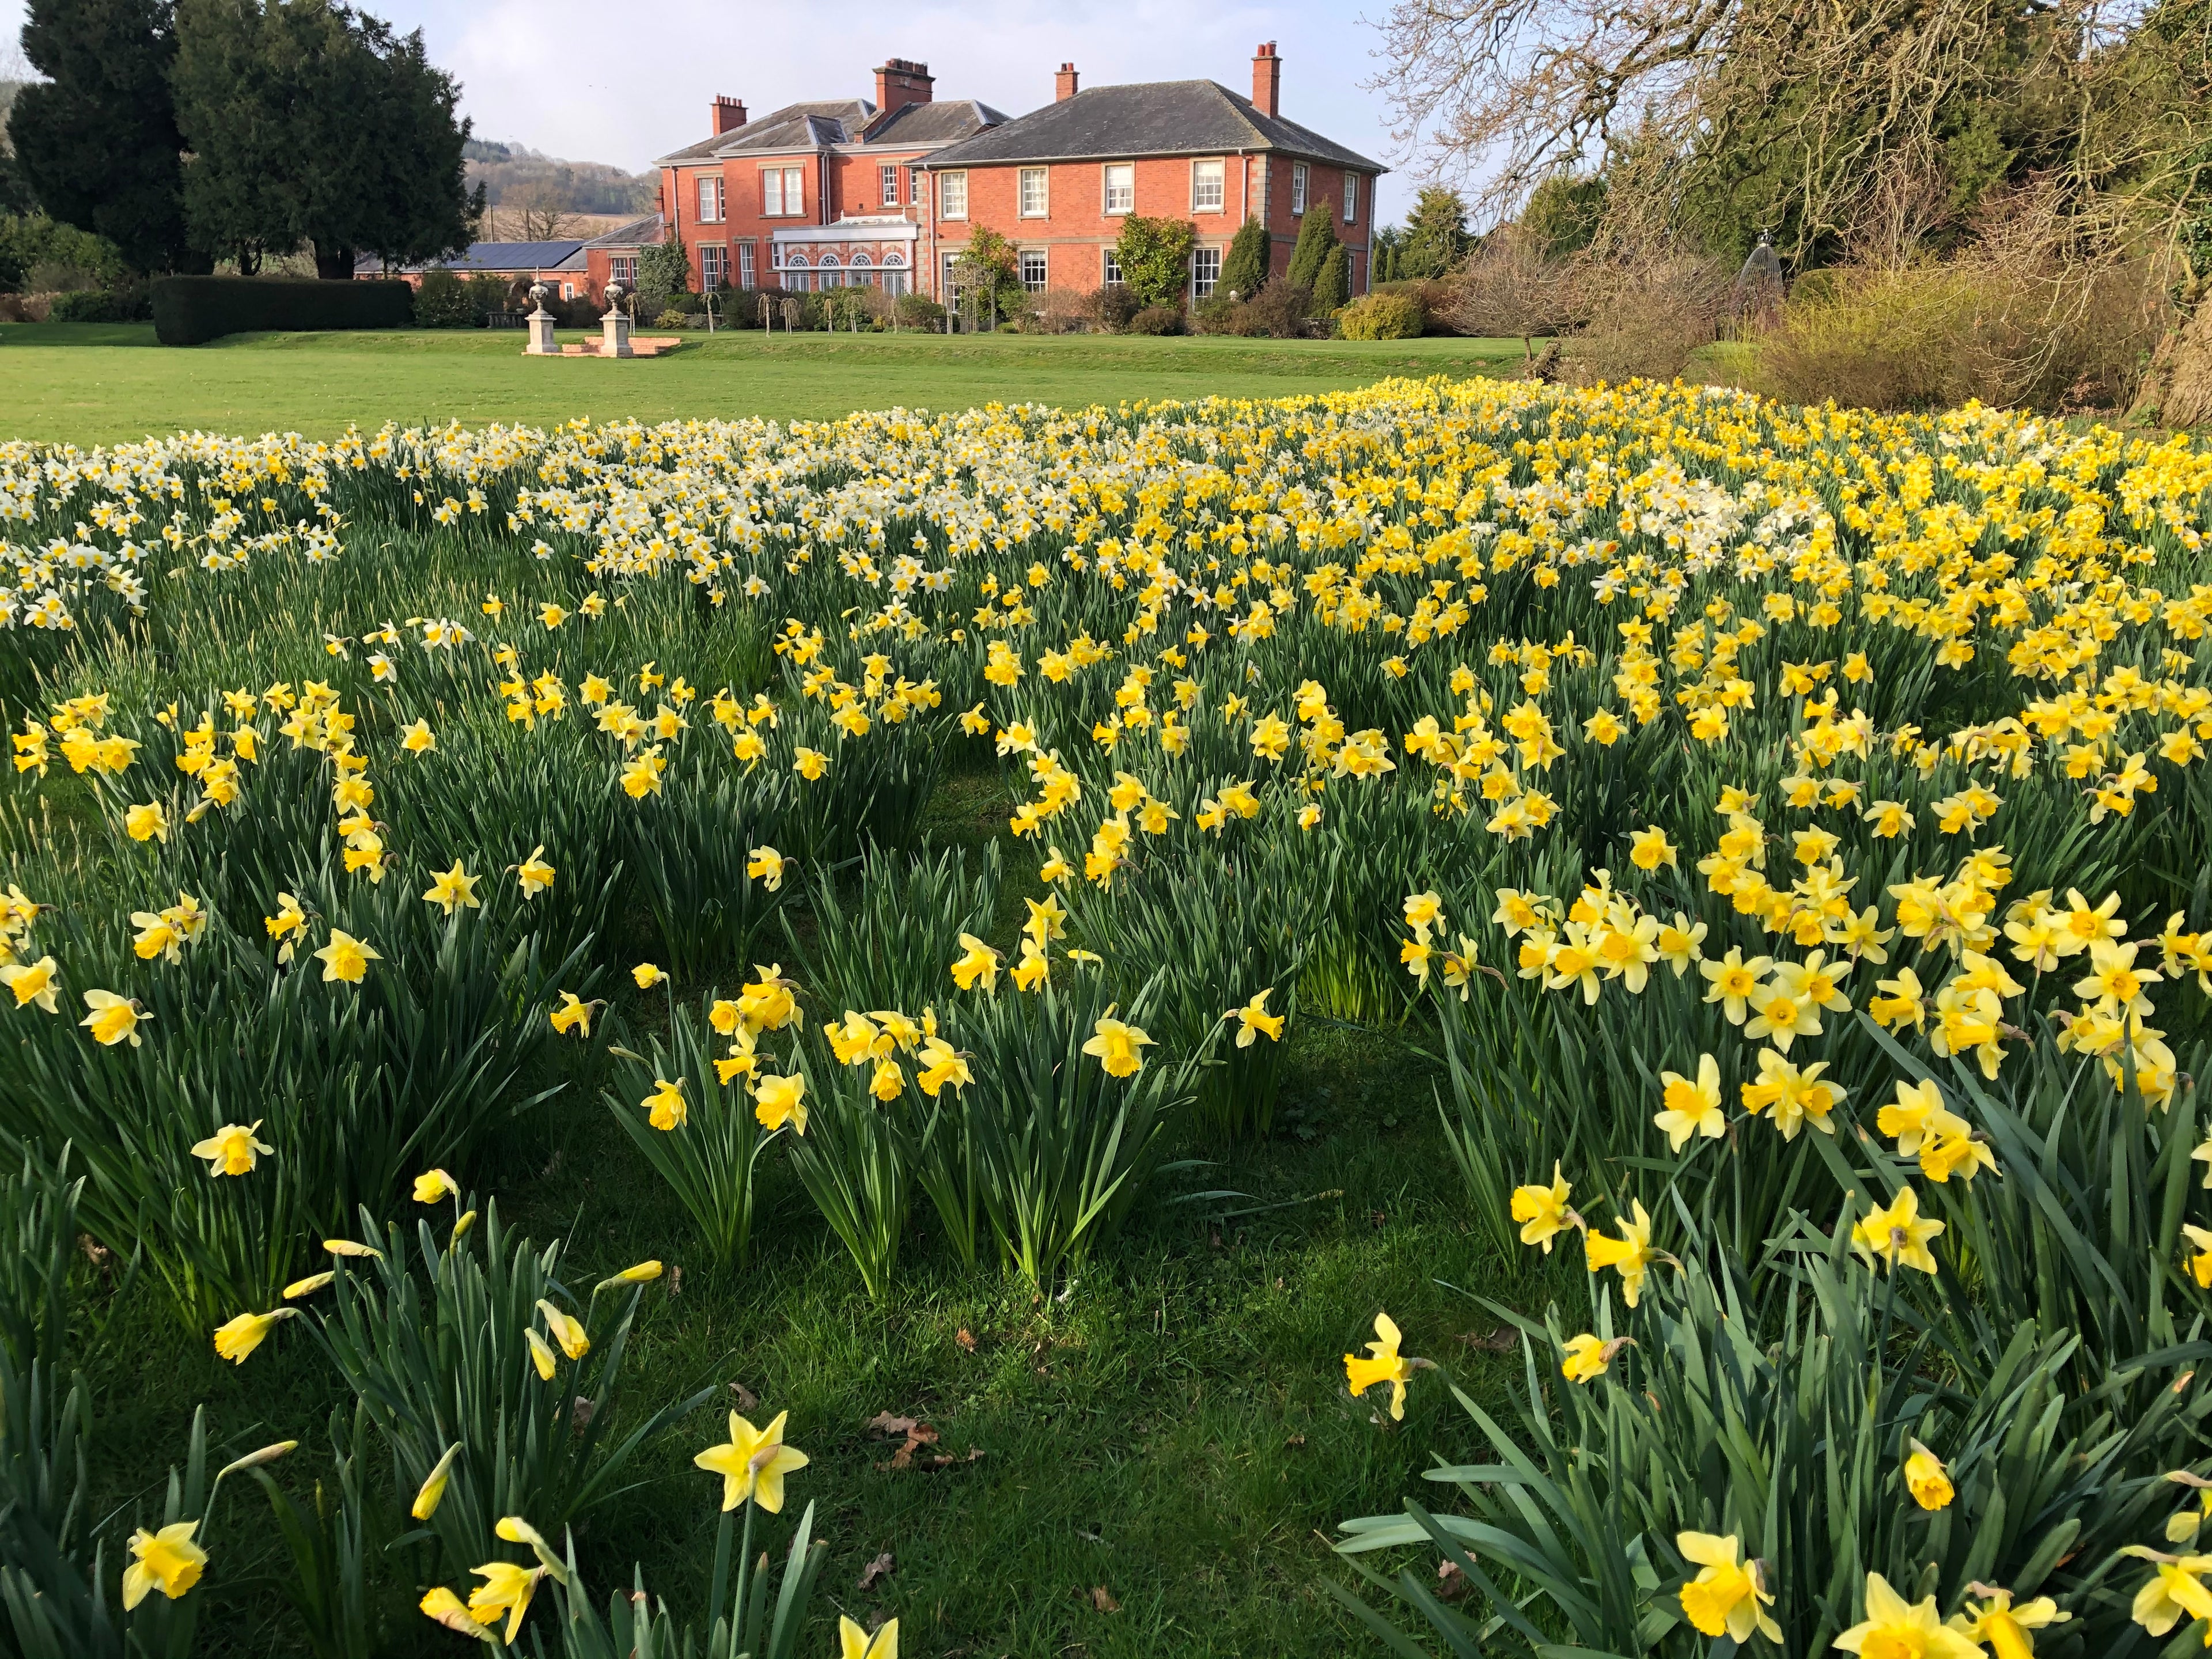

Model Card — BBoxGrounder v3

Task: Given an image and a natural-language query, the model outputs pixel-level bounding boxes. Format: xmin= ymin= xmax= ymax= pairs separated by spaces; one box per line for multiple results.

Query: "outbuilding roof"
xmin=922 ymin=80 xmax=1381 ymax=172
xmin=444 ymin=240 xmax=588 ymax=271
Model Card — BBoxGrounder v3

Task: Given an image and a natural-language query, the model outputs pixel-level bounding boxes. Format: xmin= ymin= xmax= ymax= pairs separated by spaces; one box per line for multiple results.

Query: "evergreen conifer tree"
xmin=9 ymin=0 xmax=200 ymax=271
xmin=1313 ymin=243 xmax=1350 ymax=314
xmin=1219 ymin=215 xmax=1269 ymax=298
xmin=1285 ymin=197 xmax=1336 ymax=291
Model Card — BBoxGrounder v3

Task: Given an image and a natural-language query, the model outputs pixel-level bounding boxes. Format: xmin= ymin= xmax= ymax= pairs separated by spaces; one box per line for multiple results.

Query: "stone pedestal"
xmin=523 ymin=306 xmax=559 ymax=355
xmin=600 ymin=308 xmax=634 ymax=359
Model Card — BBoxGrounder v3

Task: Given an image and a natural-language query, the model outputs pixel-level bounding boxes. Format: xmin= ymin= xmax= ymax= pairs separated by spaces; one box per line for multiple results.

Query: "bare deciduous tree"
xmin=1365 ymin=0 xmax=2077 ymax=262
xmin=508 ymin=183 xmax=578 ymax=243
xmin=1440 ymin=227 xmax=1578 ymax=360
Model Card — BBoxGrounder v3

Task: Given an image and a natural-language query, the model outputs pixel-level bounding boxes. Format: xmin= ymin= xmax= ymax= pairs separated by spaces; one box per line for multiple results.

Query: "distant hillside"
xmin=463 ymin=140 xmax=654 ymax=218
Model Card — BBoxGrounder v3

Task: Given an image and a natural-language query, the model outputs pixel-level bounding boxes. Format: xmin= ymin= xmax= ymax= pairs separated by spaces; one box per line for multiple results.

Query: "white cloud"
xmin=2 ymin=0 xmax=1423 ymax=220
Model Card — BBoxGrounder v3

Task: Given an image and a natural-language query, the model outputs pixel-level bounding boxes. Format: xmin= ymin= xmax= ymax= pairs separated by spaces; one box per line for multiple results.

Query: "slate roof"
xmin=863 ymin=100 xmax=1010 ymax=145
xmin=581 ymin=213 xmax=665 ymax=250
xmin=923 ymin=80 xmax=1381 ymax=172
xmin=448 ymin=240 xmax=588 ymax=270
xmin=357 ymin=240 xmax=588 ymax=276
xmin=656 ymin=97 xmax=1005 ymax=166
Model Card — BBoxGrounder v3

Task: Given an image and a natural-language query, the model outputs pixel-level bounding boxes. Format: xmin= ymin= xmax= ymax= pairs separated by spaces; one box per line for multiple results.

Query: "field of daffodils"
xmin=5 ymin=376 xmax=2212 ymax=1656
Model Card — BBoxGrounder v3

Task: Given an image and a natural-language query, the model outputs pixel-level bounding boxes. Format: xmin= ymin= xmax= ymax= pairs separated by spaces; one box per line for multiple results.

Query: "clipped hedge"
xmin=150 ymin=275 xmax=415 ymax=346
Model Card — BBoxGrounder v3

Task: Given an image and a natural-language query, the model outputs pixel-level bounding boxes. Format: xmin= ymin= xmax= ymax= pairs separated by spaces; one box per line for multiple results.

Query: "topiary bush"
xmin=410 ymin=267 xmax=476 ymax=328
xmin=1336 ymin=291 xmax=1425 ymax=340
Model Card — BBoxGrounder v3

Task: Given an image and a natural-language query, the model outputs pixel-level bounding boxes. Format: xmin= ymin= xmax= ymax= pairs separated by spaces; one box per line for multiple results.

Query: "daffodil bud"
xmin=217 ymin=1440 xmax=299 ymax=1480
xmin=412 ymin=1442 xmax=461 ymax=1520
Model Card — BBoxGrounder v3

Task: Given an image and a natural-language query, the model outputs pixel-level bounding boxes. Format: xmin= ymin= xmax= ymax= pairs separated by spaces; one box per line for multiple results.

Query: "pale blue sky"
xmin=3 ymin=1 xmax=1431 ymax=225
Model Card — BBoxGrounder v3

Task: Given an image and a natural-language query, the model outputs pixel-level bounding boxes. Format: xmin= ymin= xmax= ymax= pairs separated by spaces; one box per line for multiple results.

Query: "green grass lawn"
xmin=0 ymin=324 xmax=1529 ymax=446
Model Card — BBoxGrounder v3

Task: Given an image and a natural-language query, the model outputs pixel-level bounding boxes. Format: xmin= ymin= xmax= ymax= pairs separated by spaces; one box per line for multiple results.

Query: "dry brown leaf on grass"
xmin=866 ymin=1411 xmax=984 ymax=1471
xmin=1458 ymin=1327 xmax=1518 ymax=1353
xmin=955 ymin=1327 xmax=977 ymax=1351
xmin=729 ymin=1381 xmax=759 ymax=1411
xmin=1090 ymin=1586 xmax=1121 ymax=1613
xmin=857 ymin=1551 xmax=895 ymax=1592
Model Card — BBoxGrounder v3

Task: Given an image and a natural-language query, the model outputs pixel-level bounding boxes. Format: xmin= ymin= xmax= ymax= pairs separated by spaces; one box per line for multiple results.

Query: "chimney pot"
xmin=874 ymin=58 xmax=935 ymax=116
xmin=1055 ymin=62 xmax=1080 ymax=101
xmin=1251 ymin=42 xmax=1281 ymax=118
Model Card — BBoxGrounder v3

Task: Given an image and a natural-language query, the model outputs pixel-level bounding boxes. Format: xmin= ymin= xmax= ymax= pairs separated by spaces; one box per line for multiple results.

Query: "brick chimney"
xmin=1251 ymin=42 xmax=1281 ymax=118
xmin=1055 ymin=62 xmax=1080 ymax=101
xmin=874 ymin=58 xmax=934 ymax=116
xmin=710 ymin=96 xmax=747 ymax=135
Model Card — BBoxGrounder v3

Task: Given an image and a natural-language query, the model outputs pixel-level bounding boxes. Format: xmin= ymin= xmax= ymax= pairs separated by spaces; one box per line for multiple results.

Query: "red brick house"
xmin=649 ymin=61 xmax=1007 ymax=298
xmin=919 ymin=44 xmax=1383 ymax=306
xmin=641 ymin=43 xmax=1380 ymax=309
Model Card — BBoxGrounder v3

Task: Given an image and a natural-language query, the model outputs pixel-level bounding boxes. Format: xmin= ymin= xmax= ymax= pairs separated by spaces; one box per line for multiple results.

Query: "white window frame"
xmin=1344 ymin=172 xmax=1359 ymax=223
xmin=1191 ymin=244 xmax=1221 ymax=298
xmin=762 ymin=165 xmax=802 ymax=218
xmin=700 ymin=244 xmax=726 ymax=289
xmin=608 ymin=255 xmax=636 ymax=286
xmin=785 ymin=253 xmax=809 ymax=293
xmin=1191 ymin=158 xmax=1225 ymax=214
xmin=1291 ymin=164 xmax=1309 ymax=215
xmin=696 ymin=175 xmax=722 ymax=223
xmin=1019 ymin=249 xmax=1047 ymax=292
xmin=879 ymin=164 xmax=899 ymax=206
xmin=1018 ymin=166 xmax=1049 ymax=218
xmin=941 ymin=249 xmax=960 ymax=305
xmin=737 ymin=243 xmax=755 ymax=287
xmin=1101 ymin=246 xmax=1122 ymax=286
xmin=1101 ymin=162 xmax=1134 ymax=215
xmin=939 ymin=171 xmax=968 ymax=220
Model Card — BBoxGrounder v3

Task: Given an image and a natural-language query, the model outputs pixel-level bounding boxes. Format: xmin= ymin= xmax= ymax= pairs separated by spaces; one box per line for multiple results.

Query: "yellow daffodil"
xmin=1224 ymin=988 xmax=1285 ymax=1046
xmin=0 ymin=955 xmax=59 ymax=1012
xmin=1654 ymin=1054 xmax=1724 ymax=1152
xmin=312 ymin=930 xmax=380 ymax=984
xmin=1510 ymin=1163 xmax=1573 ymax=1252
xmin=122 ymin=1520 xmax=207 ymax=1609
xmin=1675 ymin=1532 xmax=1780 ymax=1643
xmin=213 ymin=1305 xmax=298 ymax=1364
xmin=1904 ymin=1439 xmax=1954 ymax=1509
xmin=753 ymin=1071 xmax=808 ymax=1134
xmin=1585 ymin=1200 xmax=1657 ymax=1306
xmin=1343 ymin=1312 xmax=1421 ymax=1420
xmin=535 ymin=1298 xmax=589 ymax=1361
xmin=1560 ymin=1332 xmax=1629 ymax=1384
xmin=643 ymin=1076 xmax=687 ymax=1130
xmin=1083 ymin=1007 xmax=1153 ymax=1077
xmin=1949 ymin=1584 xmax=2069 ymax=1658
xmin=1835 ymin=1572 xmax=1984 ymax=1658
xmin=190 ymin=1120 xmax=272 ymax=1177
xmin=694 ymin=1409 xmax=809 ymax=1512
xmin=80 ymin=988 xmax=149 ymax=1046
xmin=1852 ymin=1185 xmax=1945 ymax=1276
xmin=839 ymin=1614 xmax=899 ymax=1659
xmin=466 ymin=1559 xmax=544 ymax=1644
xmin=422 ymin=861 xmax=480 ymax=915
